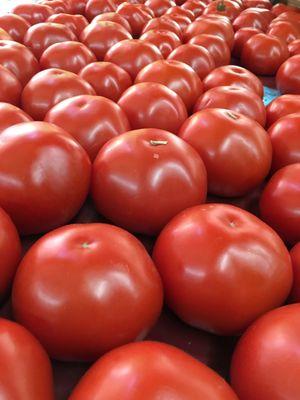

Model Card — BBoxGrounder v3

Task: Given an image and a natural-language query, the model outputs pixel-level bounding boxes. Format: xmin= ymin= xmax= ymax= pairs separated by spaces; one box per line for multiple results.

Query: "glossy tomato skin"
xmin=141 ymin=17 xmax=182 ymax=40
xmin=290 ymin=243 xmax=300 ymax=302
xmin=203 ymin=0 xmax=241 ymax=22
xmin=266 ymin=94 xmax=300 ymax=126
xmin=0 ymin=28 xmax=12 ymax=41
xmin=144 ymin=0 xmax=176 ymax=17
xmin=0 ymin=14 xmax=30 ymax=43
xmin=164 ymin=6 xmax=195 ymax=21
xmin=289 ymin=39 xmax=300 ymax=56
xmin=92 ymin=129 xmax=207 ymax=235
xmin=92 ymin=12 xmax=132 ymax=33
xmin=0 ymin=103 xmax=32 ymax=134
xmin=47 ymin=13 xmax=89 ymax=37
xmin=140 ymin=29 xmax=181 ymax=59
xmin=116 ymin=3 xmax=152 ymax=37
xmin=182 ymin=0 xmax=206 ymax=18
xmin=231 ymin=304 xmax=300 ymax=399
xmin=0 ymin=121 xmax=91 ymax=235
xmin=0 ymin=319 xmax=55 ymax=400
xmin=85 ymin=0 xmax=117 ymax=21
xmin=45 ymin=95 xmax=130 ymax=161
xmin=0 ymin=65 xmax=22 ymax=106
xmin=188 ymin=34 xmax=231 ymax=67
xmin=12 ymin=224 xmax=163 ymax=361
xmin=267 ymin=20 xmax=300 ymax=44
xmin=153 ymin=203 xmax=292 ymax=335
xmin=12 ymin=3 xmax=54 ymax=25
xmin=118 ymin=82 xmax=187 ymax=133
xmin=233 ymin=10 xmax=269 ymax=32
xmin=22 ymin=68 xmax=95 ymax=120
xmin=69 ymin=341 xmax=239 ymax=400
xmin=232 ymin=27 xmax=262 ymax=58
xmin=69 ymin=0 xmax=87 ymax=14
xmin=41 ymin=0 xmax=71 ymax=14
xmin=165 ymin=14 xmax=191 ymax=31
xmin=276 ymin=55 xmax=300 ymax=95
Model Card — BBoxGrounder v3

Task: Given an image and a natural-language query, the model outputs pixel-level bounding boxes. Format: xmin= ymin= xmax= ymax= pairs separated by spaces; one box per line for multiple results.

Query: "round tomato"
xmin=12 ymin=223 xmax=163 ymax=361
xmin=0 ymin=65 xmax=22 ymax=106
xmin=272 ymin=2 xmax=298 ymax=16
xmin=203 ymin=0 xmax=241 ymax=22
xmin=245 ymin=0 xmax=272 ymax=8
xmin=232 ymin=27 xmax=262 ymax=58
xmin=0 ymin=14 xmax=30 ymax=43
xmin=116 ymin=3 xmax=152 ymax=37
xmin=12 ymin=3 xmax=54 ymax=25
xmin=0 ymin=28 xmax=12 ymax=41
xmin=188 ymin=34 xmax=231 ymax=67
xmin=92 ymin=12 xmax=132 ymax=33
xmin=140 ymin=29 xmax=181 ymax=58
xmin=118 ymin=82 xmax=187 ymax=133
xmin=69 ymin=0 xmax=87 ymax=14
xmin=233 ymin=10 xmax=269 ymax=31
xmin=0 ymin=103 xmax=32 ymax=134
xmin=289 ymin=39 xmax=300 ymax=56
xmin=85 ymin=0 xmax=117 ymax=21
xmin=41 ymin=0 xmax=71 ymax=14
xmin=182 ymin=0 xmax=206 ymax=18
xmin=153 ymin=203 xmax=292 ymax=335
xmin=272 ymin=11 xmax=300 ymax=27
xmin=164 ymin=5 xmax=195 ymax=20
xmin=266 ymin=94 xmax=300 ymax=126
xmin=47 ymin=13 xmax=89 ymax=37
xmin=267 ymin=20 xmax=300 ymax=44
xmin=142 ymin=17 xmax=182 ymax=40
xmin=276 ymin=55 xmax=300 ymax=94
xmin=167 ymin=14 xmax=192 ymax=31
xmin=290 ymin=243 xmax=300 ymax=302
xmin=144 ymin=0 xmax=176 ymax=17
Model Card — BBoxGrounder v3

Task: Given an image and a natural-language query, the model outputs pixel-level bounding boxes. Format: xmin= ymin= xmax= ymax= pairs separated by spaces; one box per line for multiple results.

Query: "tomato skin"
xmin=266 ymin=94 xmax=300 ymax=127
xmin=153 ymin=203 xmax=292 ymax=335
xmin=12 ymin=223 xmax=163 ymax=361
xmin=140 ymin=29 xmax=181 ymax=58
xmin=189 ymin=34 xmax=231 ymax=67
xmin=232 ymin=27 xmax=262 ymax=58
xmin=0 ymin=14 xmax=30 ymax=43
xmin=69 ymin=341 xmax=239 ymax=400
xmin=0 ymin=65 xmax=22 ymax=106
xmin=12 ymin=3 xmax=54 ymax=25
xmin=182 ymin=0 xmax=206 ymax=18
xmin=267 ymin=20 xmax=300 ymax=44
xmin=164 ymin=6 xmax=195 ymax=21
xmin=68 ymin=0 xmax=87 ymax=15
xmin=118 ymin=82 xmax=187 ymax=133
xmin=141 ymin=17 xmax=182 ymax=40
xmin=0 ymin=318 xmax=55 ymax=400
xmin=85 ymin=0 xmax=117 ymax=21
xmin=0 ymin=28 xmax=12 ymax=41
xmin=272 ymin=11 xmax=300 ymax=27
xmin=168 ymin=14 xmax=192 ymax=31
xmin=290 ymin=243 xmax=300 ymax=302
xmin=0 ymin=103 xmax=32 ymax=134
xmin=144 ymin=0 xmax=176 ymax=17
xmin=231 ymin=304 xmax=300 ymax=400
xmin=45 ymin=95 xmax=130 ymax=161
xmin=272 ymin=2 xmax=299 ymax=16
xmin=233 ymin=10 xmax=269 ymax=32
xmin=92 ymin=12 xmax=132 ymax=33
xmin=47 ymin=13 xmax=89 ymax=37
xmin=116 ymin=3 xmax=152 ymax=37
xmin=203 ymin=0 xmax=241 ymax=22
xmin=276 ymin=55 xmax=300 ymax=95
xmin=289 ymin=39 xmax=300 ymax=56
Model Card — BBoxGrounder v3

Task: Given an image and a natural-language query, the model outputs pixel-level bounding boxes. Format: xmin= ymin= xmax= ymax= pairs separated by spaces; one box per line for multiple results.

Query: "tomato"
xmin=85 ymin=0 xmax=117 ymax=21
xmin=233 ymin=10 xmax=269 ymax=31
xmin=245 ymin=0 xmax=272 ymax=9
xmin=272 ymin=11 xmax=300 ymax=27
xmin=0 ymin=29 xmax=12 ymax=41
xmin=266 ymin=94 xmax=300 ymax=127
xmin=168 ymin=14 xmax=192 ymax=31
xmin=92 ymin=12 xmax=132 ymax=33
xmin=182 ymin=0 xmax=206 ymax=18
xmin=144 ymin=0 xmax=176 ymax=17
xmin=0 ymin=14 xmax=30 ymax=43
xmin=245 ymin=7 xmax=275 ymax=24
xmin=203 ymin=65 xmax=264 ymax=97
xmin=12 ymin=223 xmax=163 ymax=361
xmin=189 ymin=34 xmax=231 ymax=67
xmin=41 ymin=0 xmax=71 ymax=14
xmin=232 ymin=27 xmax=262 ymax=58
xmin=69 ymin=341 xmax=239 ymax=400
xmin=0 ymin=121 xmax=91 ymax=235
xmin=45 ymin=95 xmax=130 ymax=161
xmin=194 ymin=86 xmax=266 ymax=126
xmin=116 ymin=3 xmax=152 ymax=37
xmin=104 ymin=39 xmax=163 ymax=79
xmin=290 ymin=243 xmax=300 ymax=302
xmin=47 ymin=13 xmax=89 ymax=37
xmin=0 ymin=103 xmax=32 ymax=134
xmin=0 ymin=65 xmax=22 ymax=106
xmin=0 ymin=319 xmax=54 ymax=400
xmin=142 ymin=17 xmax=182 ymax=40
xmin=289 ymin=39 xmax=300 ymax=56
xmin=276 ymin=55 xmax=300 ymax=95
xmin=69 ymin=0 xmax=87 ymax=14
xmin=12 ymin=3 xmax=54 ymax=25
xmin=22 ymin=68 xmax=95 ymax=120
xmin=203 ymin=0 xmax=241 ymax=22
xmin=231 ymin=304 xmax=300 ymax=399
xmin=164 ymin=6 xmax=195 ymax=21
xmin=140 ymin=30 xmax=181 ymax=58
xmin=118 ymin=82 xmax=187 ymax=133
xmin=272 ymin=3 xmax=298 ymax=16
xmin=92 ymin=129 xmax=207 ymax=235
xmin=267 ymin=21 xmax=300 ymax=44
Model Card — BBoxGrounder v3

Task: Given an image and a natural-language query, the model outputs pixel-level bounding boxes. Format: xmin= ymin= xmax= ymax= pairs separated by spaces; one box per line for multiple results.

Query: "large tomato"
xmin=272 ymin=11 xmax=300 ymax=26
xmin=12 ymin=223 xmax=163 ymax=361
xmin=0 ymin=121 xmax=91 ymax=235
xmin=182 ymin=0 xmax=206 ymax=17
xmin=118 ymin=82 xmax=187 ymax=133
xmin=116 ymin=3 xmax=152 ymax=36
xmin=276 ymin=55 xmax=300 ymax=94
xmin=164 ymin=5 xmax=195 ymax=21
xmin=140 ymin=29 xmax=181 ymax=58
xmin=45 ymin=94 xmax=130 ymax=161
xmin=47 ymin=13 xmax=89 ymax=37
xmin=232 ymin=27 xmax=262 ymax=58
xmin=233 ymin=10 xmax=269 ymax=31
xmin=0 ymin=319 xmax=54 ymax=400
xmin=69 ymin=341 xmax=239 ymax=400
xmin=0 ymin=103 xmax=32 ymax=134
xmin=92 ymin=12 xmax=132 ymax=33
xmin=231 ymin=304 xmax=300 ymax=399
xmin=0 ymin=29 xmax=12 ymax=41
xmin=289 ymin=38 xmax=300 ymax=56
xmin=85 ymin=0 xmax=117 ymax=21
xmin=188 ymin=34 xmax=231 ymax=67
xmin=92 ymin=128 xmax=207 ymax=235
xmin=69 ymin=0 xmax=87 ymax=14
xmin=290 ymin=243 xmax=300 ymax=302
xmin=141 ymin=16 xmax=182 ymax=39
xmin=266 ymin=94 xmax=300 ymax=126
xmin=202 ymin=0 xmax=241 ymax=22
xmin=41 ymin=0 xmax=71 ymax=14
xmin=0 ymin=14 xmax=30 ymax=43
xmin=167 ymin=14 xmax=192 ymax=31
xmin=153 ymin=203 xmax=292 ymax=335
xmin=0 ymin=65 xmax=22 ymax=106
xmin=267 ymin=20 xmax=300 ymax=44
xmin=144 ymin=0 xmax=176 ymax=17
xmin=12 ymin=3 xmax=54 ymax=25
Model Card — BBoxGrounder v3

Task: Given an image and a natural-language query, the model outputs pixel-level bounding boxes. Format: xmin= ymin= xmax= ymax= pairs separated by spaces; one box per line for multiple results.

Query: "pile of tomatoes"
xmin=0 ymin=0 xmax=300 ymax=398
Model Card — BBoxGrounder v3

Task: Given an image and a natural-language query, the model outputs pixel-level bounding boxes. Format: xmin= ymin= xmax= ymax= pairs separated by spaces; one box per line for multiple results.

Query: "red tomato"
xmin=290 ymin=243 xmax=300 ymax=302
xmin=69 ymin=341 xmax=239 ymax=400
xmin=267 ymin=21 xmax=300 ymax=44
xmin=232 ymin=27 xmax=262 ymax=58
xmin=144 ymin=0 xmax=176 ymax=17
xmin=194 ymin=86 xmax=266 ymax=126
xmin=85 ymin=0 xmax=117 ymax=21
xmin=0 ymin=103 xmax=32 ymax=134
xmin=272 ymin=11 xmax=300 ymax=27
xmin=0 ymin=121 xmax=91 ymax=235
xmin=116 ymin=3 xmax=152 ymax=36
xmin=41 ymin=0 xmax=71 ymax=14
xmin=118 ymin=82 xmax=187 ymax=133
xmin=0 ymin=28 xmax=12 ymax=41
xmin=168 ymin=14 xmax=192 ymax=31
xmin=260 ymin=163 xmax=300 ymax=244
xmin=272 ymin=2 xmax=298 ymax=16
xmin=203 ymin=65 xmax=264 ymax=97
xmin=12 ymin=3 xmax=54 ymax=25
xmin=135 ymin=60 xmax=203 ymax=111
xmin=92 ymin=129 xmax=207 ymax=235
xmin=164 ymin=6 xmax=195 ymax=21
xmin=79 ymin=61 xmax=132 ymax=101
xmin=0 ymin=65 xmax=22 ymax=106
xmin=0 ymin=319 xmax=54 ymax=399
xmin=179 ymin=109 xmax=271 ymax=196
xmin=233 ymin=10 xmax=269 ymax=31
xmin=266 ymin=94 xmax=300 ymax=126
xmin=189 ymin=34 xmax=231 ymax=67
xmin=92 ymin=12 xmax=132 ymax=33
xmin=47 ymin=13 xmax=89 ymax=37
xmin=231 ymin=304 xmax=300 ymax=399
xmin=276 ymin=55 xmax=300 ymax=95
xmin=203 ymin=0 xmax=241 ymax=22
xmin=69 ymin=0 xmax=87 ymax=14
xmin=289 ymin=39 xmax=300 ymax=55
xmin=0 ymin=14 xmax=30 ymax=43
xmin=12 ymin=223 xmax=163 ymax=361
xmin=45 ymin=95 xmax=130 ymax=161
xmin=104 ymin=39 xmax=163 ymax=79
xmin=241 ymin=33 xmax=289 ymax=75
xmin=182 ymin=0 xmax=206 ymax=18
xmin=141 ymin=17 xmax=182 ymax=40
xmin=140 ymin=30 xmax=181 ymax=58
xmin=22 ymin=68 xmax=95 ymax=120
xmin=245 ymin=0 xmax=272 ymax=9
xmin=244 ymin=7 xmax=275 ymax=23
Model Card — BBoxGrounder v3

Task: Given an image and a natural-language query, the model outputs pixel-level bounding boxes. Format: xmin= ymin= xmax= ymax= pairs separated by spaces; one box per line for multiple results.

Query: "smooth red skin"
xmin=141 ymin=17 xmax=182 ymax=40
xmin=144 ymin=0 xmax=176 ymax=17
xmin=272 ymin=11 xmax=300 ymax=27
xmin=290 ymin=243 xmax=300 ymax=301
xmin=0 ymin=319 xmax=55 ymax=400
xmin=245 ymin=0 xmax=272 ymax=9
xmin=168 ymin=43 xmax=215 ymax=79
xmin=153 ymin=203 xmax=292 ymax=335
xmin=0 ymin=103 xmax=32 ymax=134
xmin=47 ymin=13 xmax=88 ymax=37
xmin=232 ymin=27 xmax=262 ymax=58
xmin=22 ymin=68 xmax=95 ymax=120
xmin=0 ymin=14 xmax=30 ymax=43
xmin=168 ymin=14 xmax=192 ymax=31
xmin=140 ymin=29 xmax=181 ymax=58
xmin=69 ymin=0 xmax=87 ymax=15
xmin=272 ymin=3 xmax=298 ymax=16
xmin=118 ymin=82 xmax=187 ymax=133
xmin=135 ymin=4 xmax=155 ymax=18
xmin=79 ymin=61 xmax=132 ymax=101
xmin=164 ymin=6 xmax=195 ymax=21
xmin=45 ymin=94 xmax=130 ymax=161
xmin=0 ymin=121 xmax=91 ymax=235
xmin=40 ymin=41 xmax=96 ymax=74
xmin=268 ymin=21 xmax=300 ymax=44
xmin=203 ymin=0 xmax=241 ymax=22
xmin=179 ymin=109 xmax=271 ymax=197
xmin=0 ymin=28 xmax=12 ymax=41
xmin=194 ymin=86 xmax=266 ymax=126
xmin=12 ymin=3 xmax=54 ymax=25
xmin=85 ymin=0 xmax=117 ymax=21
xmin=0 ymin=65 xmax=22 ymax=106
xmin=289 ymin=39 xmax=300 ymax=56
xmin=231 ymin=304 xmax=300 ymax=399
xmin=182 ymin=0 xmax=206 ymax=18
xmin=12 ymin=223 xmax=163 ymax=361
xmin=23 ymin=22 xmax=77 ymax=60
xmin=104 ymin=39 xmax=163 ymax=79
xmin=266 ymin=94 xmax=300 ymax=127
xmin=92 ymin=12 xmax=132 ymax=33
xmin=189 ymin=34 xmax=231 ymax=67
xmin=41 ymin=0 xmax=71 ymax=14
xmin=233 ymin=11 xmax=269 ymax=31
xmin=116 ymin=3 xmax=152 ymax=36
xmin=69 ymin=341 xmax=239 ymax=400
xmin=92 ymin=129 xmax=207 ymax=235
xmin=276 ymin=55 xmax=300 ymax=95
xmin=135 ymin=60 xmax=202 ymax=112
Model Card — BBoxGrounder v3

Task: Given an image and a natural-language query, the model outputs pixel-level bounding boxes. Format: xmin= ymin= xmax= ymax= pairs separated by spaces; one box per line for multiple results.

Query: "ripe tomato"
xmin=85 ymin=0 xmax=117 ymax=21
xmin=266 ymin=94 xmax=300 ymax=126
xmin=142 ymin=17 xmax=182 ymax=40
xmin=203 ymin=0 xmax=241 ymax=22
xmin=272 ymin=11 xmax=300 ymax=27
xmin=144 ymin=0 xmax=176 ymax=17
xmin=290 ymin=243 xmax=300 ymax=302
xmin=0 ymin=14 xmax=30 ymax=43
xmin=22 ymin=68 xmax=95 ymax=120
xmin=0 ymin=319 xmax=54 ymax=399
xmin=0 ymin=65 xmax=22 ymax=106
xmin=231 ymin=304 xmax=300 ymax=399
xmin=272 ymin=3 xmax=298 ymax=16
xmin=41 ymin=0 xmax=71 ymax=13
xmin=168 ymin=14 xmax=192 ymax=31
xmin=188 ymin=34 xmax=231 ymax=67
xmin=276 ymin=55 xmax=300 ymax=95
xmin=245 ymin=0 xmax=272 ymax=9
xmin=45 ymin=95 xmax=130 ymax=161
xmin=0 ymin=121 xmax=91 ymax=235
xmin=69 ymin=341 xmax=239 ymax=400
xmin=69 ymin=0 xmax=87 ymax=14
xmin=140 ymin=30 xmax=181 ymax=58
xmin=233 ymin=10 xmax=269 ymax=31
xmin=47 ymin=13 xmax=89 ymax=37
xmin=118 ymin=82 xmax=187 ymax=133
xmin=12 ymin=3 xmax=54 ymax=25
xmin=12 ymin=223 xmax=163 ymax=361
xmin=116 ymin=3 xmax=152 ymax=37
xmin=0 ymin=29 xmax=12 ymax=41
xmin=232 ymin=27 xmax=262 ymax=58
xmin=289 ymin=39 xmax=300 ymax=56
xmin=92 ymin=129 xmax=207 ymax=235
xmin=0 ymin=103 xmax=32 ymax=134
xmin=79 ymin=61 xmax=132 ymax=101
xmin=153 ymin=203 xmax=292 ymax=335
xmin=164 ymin=6 xmax=195 ymax=21
xmin=182 ymin=0 xmax=206 ymax=18
xmin=267 ymin=20 xmax=300 ymax=44
xmin=92 ymin=12 xmax=132 ymax=33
